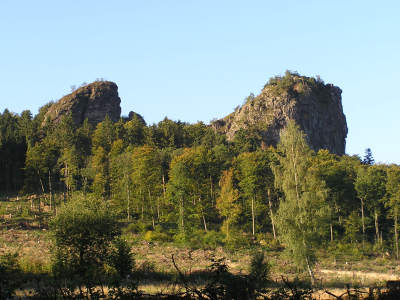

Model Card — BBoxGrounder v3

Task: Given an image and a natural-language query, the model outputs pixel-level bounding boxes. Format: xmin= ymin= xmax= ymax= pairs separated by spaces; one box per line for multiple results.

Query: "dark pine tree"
xmin=362 ymin=148 xmax=375 ymax=165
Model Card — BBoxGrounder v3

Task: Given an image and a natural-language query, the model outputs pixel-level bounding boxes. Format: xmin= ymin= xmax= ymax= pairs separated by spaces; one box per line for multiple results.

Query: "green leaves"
xmin=273 ymin=120 xmax=329 ymax=280
xmin=50 ymin=194 xmax=134 ymax=287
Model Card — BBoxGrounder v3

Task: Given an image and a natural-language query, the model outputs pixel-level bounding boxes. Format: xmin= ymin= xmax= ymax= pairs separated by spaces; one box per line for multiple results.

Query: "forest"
xmin=1 ymin=91 xmax=400 ymax=299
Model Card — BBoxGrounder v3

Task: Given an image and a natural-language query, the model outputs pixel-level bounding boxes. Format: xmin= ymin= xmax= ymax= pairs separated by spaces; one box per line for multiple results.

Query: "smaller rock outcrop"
xmin=127 ymin=111 xmax=146 ymax=126
xmin=43 ymin=81 xmax=121 ymax=126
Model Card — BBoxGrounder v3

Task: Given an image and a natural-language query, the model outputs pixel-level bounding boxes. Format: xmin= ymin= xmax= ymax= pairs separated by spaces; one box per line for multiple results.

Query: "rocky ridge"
xmin=43 ymin=81 xmax=121 ymax=126
xmin=212 ymin=72 xmax=348 ymax=155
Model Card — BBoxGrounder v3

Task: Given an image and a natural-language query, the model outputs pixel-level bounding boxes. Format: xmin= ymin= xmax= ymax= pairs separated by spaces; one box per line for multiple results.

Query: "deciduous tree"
xmin=272 ymin=120 xmax=329 ymax=285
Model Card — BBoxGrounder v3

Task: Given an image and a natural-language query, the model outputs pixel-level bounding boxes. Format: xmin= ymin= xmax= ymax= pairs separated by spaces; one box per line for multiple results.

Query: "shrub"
xmin=144 ymin=230 xmax=172 ymax=243
xmin=50 ymin=194 xmax=135 ymax=290
xmin=202 ymin=230 xmax=224 ymax=249
xmin=224 ymin=231 xmax=252 ymax=250
xmin=0 ymin=252 xmax=20 ymax=299
xmin=248 ymin=251 xmax=270 ymax=291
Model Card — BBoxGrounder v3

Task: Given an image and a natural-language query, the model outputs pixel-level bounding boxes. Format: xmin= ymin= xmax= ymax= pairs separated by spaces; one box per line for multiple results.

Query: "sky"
xmin=0 ymin=1 xmax=399 ymax=163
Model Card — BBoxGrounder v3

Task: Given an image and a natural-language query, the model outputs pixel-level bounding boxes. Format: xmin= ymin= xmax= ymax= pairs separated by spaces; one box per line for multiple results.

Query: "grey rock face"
xmin=44 ymin=81 xmax=121 ymax=126
xmin=212 ymin=74 xmax=348 ymax=155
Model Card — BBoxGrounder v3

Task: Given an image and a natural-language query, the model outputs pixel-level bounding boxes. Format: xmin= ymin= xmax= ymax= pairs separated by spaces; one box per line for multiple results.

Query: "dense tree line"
xmin=1 ymin=104 xmax=400 ymax=277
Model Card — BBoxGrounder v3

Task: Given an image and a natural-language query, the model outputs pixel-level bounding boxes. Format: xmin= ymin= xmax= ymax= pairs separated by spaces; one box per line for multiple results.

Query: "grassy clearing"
xmin=1 ymin=196 xmax=400 ymax=296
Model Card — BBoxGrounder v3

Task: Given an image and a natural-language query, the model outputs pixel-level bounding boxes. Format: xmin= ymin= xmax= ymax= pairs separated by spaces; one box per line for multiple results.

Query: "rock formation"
xmin=212 ymin=72 xmax=348 ymax=155
xmin=127 ymin=111 xmax=146 ymax=126
xmin=43 ymin=81 xmax=121 ymax=126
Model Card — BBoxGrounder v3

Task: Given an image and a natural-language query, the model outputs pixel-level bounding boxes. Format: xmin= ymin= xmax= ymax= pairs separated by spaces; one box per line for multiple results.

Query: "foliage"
xmin=0 ymin=252 xmax=20 ymax=299
xmin=216 ymin=168 xmax=240 ymax=239
xmin=1 ymin=73 xmax=399 ymax=287
xmin=265 ymin=70 xmax=331 ymax=102
xmin=273 ymin=120 xmax=330 ymax=284
xmin=50 ymin=194 xmax=135 ymax=289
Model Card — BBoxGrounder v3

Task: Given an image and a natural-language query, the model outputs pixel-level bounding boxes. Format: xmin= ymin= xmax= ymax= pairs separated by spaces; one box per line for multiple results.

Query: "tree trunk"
xmin=141 ymin=198 xmax=144 ymax=220
xmin=127 ymin=184 xmax=130 ymax=221
xmin=330 ymin=223 xmax=334 ymax=242
xmin=162 ymin=175 xmax=166 ymax=217
xmin=267 ymin=189 xmax=276 ymax=239
xmin=48 ymin=170 xmax=53 ymax=211
xmin=180 ymin=196 xmax=185 ymax=231
xmin=374 ymin=209 xmax=380 ymax=244
xmin=37 ymin=170 xmax=45 ymax=214
xmin=151 ymin=214 xmax=155 ymax=229
xmin=210 ymin=175 xmax=214 ymax=207
xmin=306 ymin=257 xmax=316 ymax=286
xmin=148 ymin=189 xmax=155 ymax=229
xmin=64 ymin=163 xmax=69 ymax=202
xmin=38 ymin=170 xmax=45 ymax=194
xmin=395 ymin=208 xmax=399 ymax=260
xmin=226 ymin=220 xmax=230 ymax=240
xmin=157 ymin=197 xmax=160 ymax=221
xmin=291 ymin=144 xmax=301 ymax=205
xmin=202 ymin=214 xmax=208 ymax=232
xmin=251 ymin=196 xmax=255 ymax=236
xmin=361 ymin=198 xmax=365 ymax=237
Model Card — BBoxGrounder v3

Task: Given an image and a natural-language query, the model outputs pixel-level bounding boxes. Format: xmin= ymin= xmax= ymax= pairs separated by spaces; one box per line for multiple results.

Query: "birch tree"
xmin=273 ymin=120 xmax=329 ymax=285
xmin=385 ymin=165 xmax=400 ymax=259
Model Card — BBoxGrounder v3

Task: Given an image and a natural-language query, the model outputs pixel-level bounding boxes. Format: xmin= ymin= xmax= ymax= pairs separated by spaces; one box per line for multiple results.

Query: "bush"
xmin=224 ymin=231 xmax=252 ymax=250
xmin=50 ymin=194 xmax=135 ymax=290
xmin=124 ymin=222 xmax=142 ymax=234
xmin=0 ymin=252 xmax=20 ymax=299
xmin=202 ymin=230 xmax=224 ymax=249
xmin=144 ymin=230 xmax=172 ymax=243
xmin=257 ymin=232 xmax=282 ymax=251
xmin=248 ymin=251 xmax=270 ymax=291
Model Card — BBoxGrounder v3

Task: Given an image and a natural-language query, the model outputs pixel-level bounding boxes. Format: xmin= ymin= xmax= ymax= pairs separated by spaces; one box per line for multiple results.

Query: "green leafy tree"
xmin=59 ymin=145 xmax=80 ymax=201
xmin=90 ymin=117 xmax=117 ymax=199
xmin=51 ymin=194 xmax=134 ymax=292
xmin=233 ymin=127 xmax=262 ymax=154
xmin=123 ymin=115 xmax=146 ymax=146
xmin=24 ymin=138 xmax=59 ymax=201
xmin=216 ymin=168 xmax=241 ymax=240
xmin=385 ymin=165 xmax=400 ymax=258
xmin=110 ymin=140 xmax=134 ymax=220
xmin=234 ymin=151 xmax=272 ymax=236
xmin=272 ymin=120 xmax=329 ymax=284
xmin=167 ymin=148 xmax=199 ymax=237
xmin=18 ymin=110 xmax=35 ymax=147
xmin=131 ymin=145 xmax=163 ymax=228
xmin=314 ymin=150 xmax=358 ymax=241
xmin=92 ymin=116 xmax=116 ymax=152
xmin=355 ymin=165 xmax=387 ymax=243
xmin=157 ymin=117 xmax=185 ymax=149
xmin=0 ymin=110 xmax=27 ymax=193
xmin=91 ymin=146 xmax=109 ymax=199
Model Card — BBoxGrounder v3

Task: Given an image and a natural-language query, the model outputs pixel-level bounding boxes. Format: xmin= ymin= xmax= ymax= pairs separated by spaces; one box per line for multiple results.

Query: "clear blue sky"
xmin=1 ymin=1 xmax=399 ymax=163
